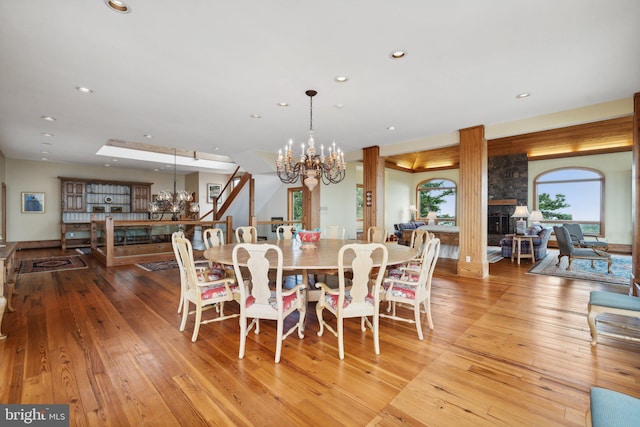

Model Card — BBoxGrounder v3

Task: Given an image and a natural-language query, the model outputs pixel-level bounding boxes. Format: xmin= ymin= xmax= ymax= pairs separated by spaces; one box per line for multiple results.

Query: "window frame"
xmin=533 ymin=167 xmax=605 ymax=236
xmin=416 ymin=178 xmax=457 ymax=225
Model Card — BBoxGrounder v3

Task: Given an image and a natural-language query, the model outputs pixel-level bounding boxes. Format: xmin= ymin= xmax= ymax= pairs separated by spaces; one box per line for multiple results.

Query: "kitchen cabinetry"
xmin=59 ymin=177 xmax=152 ymax=250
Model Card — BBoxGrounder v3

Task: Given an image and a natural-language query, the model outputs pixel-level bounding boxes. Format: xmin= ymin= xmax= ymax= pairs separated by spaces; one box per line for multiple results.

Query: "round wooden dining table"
xmin=203 ymin=238 xmax=418 ymax=300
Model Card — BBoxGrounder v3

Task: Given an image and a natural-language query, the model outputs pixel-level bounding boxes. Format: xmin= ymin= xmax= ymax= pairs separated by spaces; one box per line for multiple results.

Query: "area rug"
xmin=136 ymin=257 xmax=207 ymax=272
xmin=527 ymin=249 xmax=631 ymax=285
xmin=18 ymin=256 xmax=88 ymax=274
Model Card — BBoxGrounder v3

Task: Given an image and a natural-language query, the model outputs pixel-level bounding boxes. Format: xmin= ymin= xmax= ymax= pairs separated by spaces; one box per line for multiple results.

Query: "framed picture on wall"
xmin=207 ymin=183 xmax=222 ymax=203
xmin=21 ymin=192 xmax=45 ymax=213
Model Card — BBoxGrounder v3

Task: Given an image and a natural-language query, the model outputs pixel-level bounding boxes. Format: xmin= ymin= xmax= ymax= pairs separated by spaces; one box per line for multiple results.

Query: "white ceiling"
xmin=1 ymin=0 xmax=639 ymax=175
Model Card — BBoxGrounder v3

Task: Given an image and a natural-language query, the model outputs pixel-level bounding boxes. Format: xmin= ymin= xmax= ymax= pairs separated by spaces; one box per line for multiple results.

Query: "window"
xmin=534 ymin=168 xmax=604 ymax=235
xmin=416 ymin=178 xmax=457 ymax=225
xmin=288 ymin=187 xmax=303 ymax=231
xmin=356 ymin=185 xmax=363 ymax=220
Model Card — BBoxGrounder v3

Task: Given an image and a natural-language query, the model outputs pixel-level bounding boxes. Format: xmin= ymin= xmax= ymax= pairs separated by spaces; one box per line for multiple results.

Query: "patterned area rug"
xmin=487 ymin=246 xmax=503 ymax=263
xmin=136 ymin=257 xmax=207 ymax=271
xmin=18 ymin=256 xmax=88 ymax=274
xmin=527 ymin=249 xmax=631 ymax=285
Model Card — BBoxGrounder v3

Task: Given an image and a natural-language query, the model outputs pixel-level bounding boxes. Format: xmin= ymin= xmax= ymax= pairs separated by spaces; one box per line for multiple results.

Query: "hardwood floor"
xmin=2 ymin=248 xmax=639 ymax=426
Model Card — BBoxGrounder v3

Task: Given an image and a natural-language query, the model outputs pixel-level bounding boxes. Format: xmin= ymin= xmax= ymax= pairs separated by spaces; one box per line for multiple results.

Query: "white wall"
xmin=5 ymin=159 xmax=182 ymax=242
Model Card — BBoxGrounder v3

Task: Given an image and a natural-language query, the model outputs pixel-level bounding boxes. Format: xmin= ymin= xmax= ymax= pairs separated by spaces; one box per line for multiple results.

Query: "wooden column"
xmin=363 ymin=146 xmax=385 ymax=233
xmin=632 ymin=92 xmax=640 ymax=296
xmin=458 ymin=125 xmax=488 ymax=278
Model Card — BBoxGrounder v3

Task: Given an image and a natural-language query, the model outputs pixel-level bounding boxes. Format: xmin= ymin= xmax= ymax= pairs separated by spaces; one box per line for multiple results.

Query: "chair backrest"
xmin=367 ymin=226 xmax=387 ymax=243
xmin=276 ymin=225 xmax=296 ymax=240
xmin=173 ymin=233 xmax=200 ymax=295
xmin=409 ymin=229 xmax=432 ymax=258
xmin=337 ymin=243 xmax=388 ymax=312
xmin=415 ymin=238 xmax=441 ymax=296
xmin=232 ymin=243 xmax=284 ymax=311
xmin=324 ymin=225 xmax=346 ymax=239
xmin=203 ymin=227 xmax=225 ymax=249
xmin=563 ymin=223 xmax=583 ymax=245
xmin=235 ymin=226 xmax=257 ymax=243
xmin=171 ymin=230 xmax=187 ymax=290
xmin=553 ymin=226 xmax=575 ymax=256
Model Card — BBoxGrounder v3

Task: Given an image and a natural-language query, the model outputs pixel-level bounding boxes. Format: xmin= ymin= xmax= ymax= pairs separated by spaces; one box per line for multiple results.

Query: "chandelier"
xmin=148 ymin=148 xmax=198 ymax=221
xmin=276 ymin=89 xmax=346 ymax=191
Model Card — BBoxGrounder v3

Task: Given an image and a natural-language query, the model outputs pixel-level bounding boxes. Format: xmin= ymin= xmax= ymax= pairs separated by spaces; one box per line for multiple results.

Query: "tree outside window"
xmin=534 ymin=168 xmax=603 ymax=235
xmin=417 ymin=179 xmax=456 ymax=225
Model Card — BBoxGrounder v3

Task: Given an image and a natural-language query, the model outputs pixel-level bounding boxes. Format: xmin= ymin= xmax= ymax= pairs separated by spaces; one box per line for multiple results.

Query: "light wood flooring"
xmin=1 ymin=247 xmax=639 ymax=426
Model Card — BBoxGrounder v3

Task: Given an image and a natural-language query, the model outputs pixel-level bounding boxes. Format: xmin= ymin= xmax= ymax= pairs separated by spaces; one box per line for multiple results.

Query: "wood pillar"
xmin=363 ymin=146 xmax=385 ymax=233
xmin=457 ymin=125 xmax=488 ymax=278
xmin=632 ymin=92 xmax=640 ymax=296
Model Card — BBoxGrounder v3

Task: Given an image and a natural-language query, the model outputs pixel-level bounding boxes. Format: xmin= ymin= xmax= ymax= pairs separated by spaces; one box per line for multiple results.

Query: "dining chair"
xmin=324 ymin=225 xmax=346 ymax=239
xmin=387 ymin=229 xmax=432 ymax=280
xmin=235 ymin=226 xmax=257 ymax=243
xmin=172 ymin=231 xmax=187 ymax=313
xmin=315 ymin=242 xmax=389 ymax=360
xmin=381 ymin=237 xmax=440 ymax=340
xmin=173 ymin=233 xmax=239 ymax=342
xmin=203 ymin=227 xmax=235 ymax=277
xmin=233 ymin=243 xmax=306 ymax=363
xmin=276 ymin=225 xmax=296 ymax=240
xmin=367 ymin=226 xmax=388 ymax=243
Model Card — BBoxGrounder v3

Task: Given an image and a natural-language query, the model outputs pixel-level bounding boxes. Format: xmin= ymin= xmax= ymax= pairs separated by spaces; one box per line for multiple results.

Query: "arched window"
xmin=534 ymin=168 xmax=604 ymax=235
xmin=416 ymin=178 xmax=457 ymax=225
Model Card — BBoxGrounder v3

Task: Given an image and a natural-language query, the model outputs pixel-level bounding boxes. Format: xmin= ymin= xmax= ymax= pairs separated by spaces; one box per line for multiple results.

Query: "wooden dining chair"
xmin=203 ymin=227 xmax=235 ymax=277
xmin=233 ymin=243 xmax=306 ymax=363
xmin=315 ymin=243 xmax=389 ymax=360
xmin=172 ymin=231 xmax=187 ymax=313
xmin=381 ymin=237 xmax=440 ymax=340
xmin=324 ymin=225 xmax=346 ymax=239
xmin=235 ymin=226 xmax=257 ymax=243
xmin=367 ymin=226 xmax=388 ymax=243
xmin=276 ymin=225 xmax=296 ymax=240
xmin=173 ymin=233 xmax=239 ymax=342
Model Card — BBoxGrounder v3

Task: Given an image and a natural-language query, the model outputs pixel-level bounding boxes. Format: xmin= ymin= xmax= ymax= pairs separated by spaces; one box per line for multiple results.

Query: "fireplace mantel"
xmin=488 ymin=199 xmax=517 ymax=206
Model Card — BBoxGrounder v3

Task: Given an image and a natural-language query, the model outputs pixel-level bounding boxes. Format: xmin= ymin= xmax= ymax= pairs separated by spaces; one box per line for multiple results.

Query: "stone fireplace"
xmin=488 ymin=153 xmax=528 ymax=245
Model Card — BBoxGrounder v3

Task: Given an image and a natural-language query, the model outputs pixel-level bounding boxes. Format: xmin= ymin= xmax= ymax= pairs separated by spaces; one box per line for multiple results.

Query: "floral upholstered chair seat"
xmin=322 ymin=289 xmax=375 ymax=309
xmin=245 ymin=291 xmax=299 ymax=311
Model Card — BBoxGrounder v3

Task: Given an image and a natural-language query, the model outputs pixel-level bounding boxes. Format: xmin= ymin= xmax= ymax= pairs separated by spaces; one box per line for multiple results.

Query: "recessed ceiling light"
xmin=112 ymin=158 xmax=118 ymax=162
xmin=104 ymin=164 xmax=111 ymax=167
xmin=40 ymin=157 xmax=48 ymax=161
xmin=76 ymin=86 xmax=94 ymax=94
xmin=335 ymin=104 xmax=344 ymax=109
xmin=41 ymin=150 xmax=49 ymax=155
xmin=153 ymin=168 xmax=159 ymax=172
xmin=335 ymin=76 xmax=349 ymax=83
xmin=390 ymin=50 xmax=407 ymax=59
xmin=250 ymin=114 xmax=262 ymax=119
xmin=144 ymin=134 xmax=153 ymax=138
xmin=387 ymin=126 xmax=396 ymax=131
xmin=41 ymin=142 xmax=52 ymax=146
xmin=42 ymin=133 xmax=53 ymax=137
xmin=104 ymin=0 xmax=131 ymax=13
xmin=41 ymin=115 xmax=56 ymax=121
xmin=277 ymin=102 xmax=289 ymax=107
xmin=516 ymin=92 xmax=531 ymax=99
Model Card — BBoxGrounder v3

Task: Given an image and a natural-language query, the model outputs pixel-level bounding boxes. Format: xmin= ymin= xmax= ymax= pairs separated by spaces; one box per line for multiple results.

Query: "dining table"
xmin=202 ymin=238 xmax=418 ymax=301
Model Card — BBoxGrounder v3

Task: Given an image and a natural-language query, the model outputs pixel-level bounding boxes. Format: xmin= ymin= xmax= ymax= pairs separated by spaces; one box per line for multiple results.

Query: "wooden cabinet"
xmin=59 ymin=177 xmax=153 ymax=250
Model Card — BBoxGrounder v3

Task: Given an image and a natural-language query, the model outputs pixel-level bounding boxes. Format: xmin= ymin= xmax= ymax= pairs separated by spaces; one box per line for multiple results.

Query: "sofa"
xmin=393 ymin=221 xmax=426 ymax=245
xmin=499 ymin=224 xmax=552 ymax=260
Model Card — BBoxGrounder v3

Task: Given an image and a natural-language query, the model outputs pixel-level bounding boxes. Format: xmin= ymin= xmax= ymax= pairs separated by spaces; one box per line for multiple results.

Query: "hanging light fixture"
xmin=148 ymin=148 xmax=194 ymax=221
xmin=276 ymin=89 xmax=346 ymax=191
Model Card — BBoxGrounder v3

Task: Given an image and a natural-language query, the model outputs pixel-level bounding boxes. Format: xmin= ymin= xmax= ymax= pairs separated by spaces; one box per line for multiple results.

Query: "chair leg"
xmin=179 ymin=300 xmax=189 ymax=332
xmin=191 ymin=305 xmax=202 ymax=342
xmin=424 ymin=298 xmax=434 ymax=330
xmin=297 ymin=301 xmax=306 ymax=339
xmin=414 ymin=304 xmax=424 ymax=341
xmin=587 ymin=307 xmax=598 ymax=346
xmin=239 ymin=315 xmax=247 ymax=359
xmin=337 ymin=317 xmax=345 ymax=360
xmin=316 ymin=303 xmax=325 ymax=337
xmin=275 ymin=318 xmax=284 ymax=363
xmin=373 ymin=314 xmax=380 ymax=355
xmin=178 ymin=294 xmax=183 ymax=314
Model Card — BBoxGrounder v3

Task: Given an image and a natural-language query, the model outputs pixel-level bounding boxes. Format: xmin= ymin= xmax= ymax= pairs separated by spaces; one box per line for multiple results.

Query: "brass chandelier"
xmin=276 ymin=89 xmax=346 ymax=191
xmin=148 ymin=148 xmax=198 ymax=221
